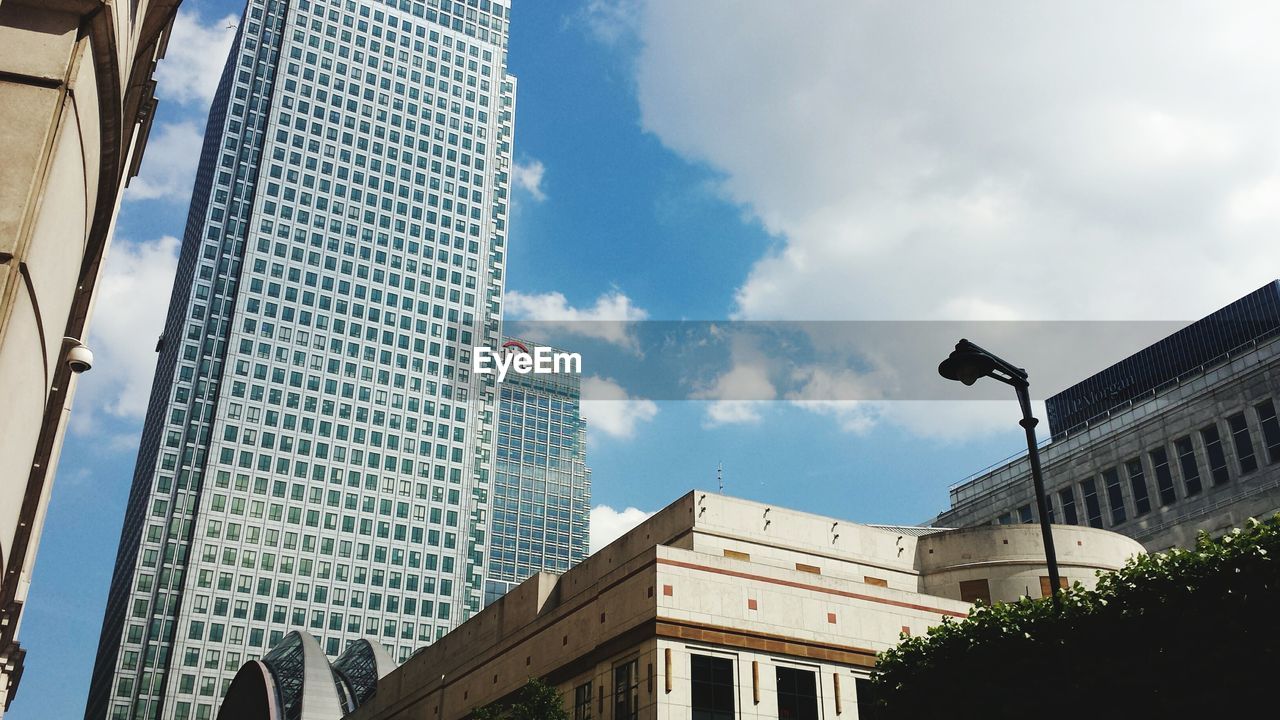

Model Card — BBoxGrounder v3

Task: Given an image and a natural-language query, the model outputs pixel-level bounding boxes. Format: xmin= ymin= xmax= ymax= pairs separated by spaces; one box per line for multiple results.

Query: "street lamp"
xmin=939 ymin=338 xmax=1062 ymax=605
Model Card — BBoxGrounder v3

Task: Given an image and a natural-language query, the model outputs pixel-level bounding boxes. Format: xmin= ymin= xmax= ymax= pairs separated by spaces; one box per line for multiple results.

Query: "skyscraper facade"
xmin=485 ymin=339 xmax=590 ymax=606
xmin=86 ymin=1 xmax=515 ymax=718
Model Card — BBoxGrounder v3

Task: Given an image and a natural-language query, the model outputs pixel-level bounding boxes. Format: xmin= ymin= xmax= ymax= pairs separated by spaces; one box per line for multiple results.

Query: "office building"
xmin=0 ymin=0 xmax=182 ymax=713
xmin=486 ymin=338 xmax=591 ymax=606
xmin=936 ymin=281 xmax=1280 ymax=552
xmin=85 ymin=1 xmax=516 ymax=718
xmin=328 ymin=490 xmax=1141 ymax=720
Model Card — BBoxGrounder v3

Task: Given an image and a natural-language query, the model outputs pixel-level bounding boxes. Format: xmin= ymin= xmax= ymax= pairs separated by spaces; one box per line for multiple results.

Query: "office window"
xmin=1149 ymin=447 xmax=1177 ymax=506
xmin=959 ymin=578 xmax=991 ymax=604
xmin=1017 ymin=504 xmax=1033 ymax=524
xmin=1125 ymin=459 xmax=1151 ymax=516
xmin=1201 ymin=424 xmax=1230 ymax=486
xmin=691 ymin=655 xmax=735 ymax=720
xmin=1081 ymin=478 xmax=1104 ymax=528
xmin=1174 ymin=436 xmax=1202 ymax=496
xmin=1227 ymin=412 xmax=1257 ymax=474
xmin=573 ymin=681 xmax=591 ymax=720
xmin=776 ymin=666 xmax=819 ymax=720
xmin=1057 ymin=487 xmax=1078 ymax=525
xmin=1103 ymin=468 xmax=1126 ymax=525
xmin=613 ymin=659 xmax=639 ymax=720
xmin=855 ymin=678 xmax=880 ymax=720
xmin=1257 ymin=399 xmax=1280 ymax=465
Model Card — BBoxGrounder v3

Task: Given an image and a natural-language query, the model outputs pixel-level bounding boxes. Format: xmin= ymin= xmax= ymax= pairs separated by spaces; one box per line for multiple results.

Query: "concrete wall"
xmin=917 ymin=525 xmax=1144 ymax=602
xmin=685 ymin=492 xmax=923 ymax=591
xmin=0 ymin=0 xmax=179 ymax=712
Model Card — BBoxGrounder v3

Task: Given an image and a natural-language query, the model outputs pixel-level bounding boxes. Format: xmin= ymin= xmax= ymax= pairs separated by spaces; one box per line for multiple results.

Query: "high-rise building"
xmin=935 ymin=281 xmax=1280 ymax=553
xmin=485 ymin=338 xmax=590 ymax=606
xmin=0 ymin=0 xmax=182 ymax=713
xmin=85 ymin=1 xmax=516 ymax=718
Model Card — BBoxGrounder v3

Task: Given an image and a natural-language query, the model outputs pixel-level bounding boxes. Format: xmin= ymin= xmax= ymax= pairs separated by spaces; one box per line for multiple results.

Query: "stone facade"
xmin=936 ymin=333 xmax=1280 ymax=553
xmin=0 ymin=1 xmax=181 ymax=713
xmin=338 ymin=491 xmax=1140 ymax=720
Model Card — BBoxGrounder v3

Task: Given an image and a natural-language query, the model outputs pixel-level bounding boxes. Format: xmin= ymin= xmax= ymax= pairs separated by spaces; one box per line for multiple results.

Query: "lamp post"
xmin=938 ymin=338 xmax=1062 ymax=605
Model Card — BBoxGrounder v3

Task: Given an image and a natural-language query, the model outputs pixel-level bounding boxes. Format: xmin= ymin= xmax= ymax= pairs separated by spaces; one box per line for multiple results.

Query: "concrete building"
xmin=936 ymin=281 xmax=1280 ymax=552
xmin=85 ymin=1 xmax=517 ymax=718
xmin=0 ymin=0 xmax=182 ymax=713
xmin=486 ymin=338 xmax=590 ymax=606
xmin=327 ymin=491 xmax=1141 ymax=720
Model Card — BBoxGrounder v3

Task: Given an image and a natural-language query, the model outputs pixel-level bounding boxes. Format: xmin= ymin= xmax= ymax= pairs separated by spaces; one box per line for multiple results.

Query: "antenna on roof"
xmin=717 ymin=462 xmax=724 ymax=495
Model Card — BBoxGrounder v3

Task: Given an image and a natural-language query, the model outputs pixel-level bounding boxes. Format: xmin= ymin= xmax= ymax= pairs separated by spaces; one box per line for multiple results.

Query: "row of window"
xmin=1000 ymin=398 xmax=1280 ymax=529
xmin=571 ymin=654 xmax=873 ymax=720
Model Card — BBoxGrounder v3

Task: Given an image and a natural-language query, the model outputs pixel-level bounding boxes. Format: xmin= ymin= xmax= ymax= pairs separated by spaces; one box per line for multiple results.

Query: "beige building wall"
xmin=343 ymin=491 xmax=1140 ymax=720
xmin=0 ymin=0 xmax=181 ymax=712
xmin=917 ymin=525 xmax=1143 ymax=602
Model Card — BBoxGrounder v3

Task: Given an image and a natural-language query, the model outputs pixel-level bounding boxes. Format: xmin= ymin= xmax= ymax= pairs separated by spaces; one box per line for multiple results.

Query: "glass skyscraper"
xmin=86 ymin=1 xmax=515 ymax=718
xmin=485 ymin=339 xmax=591 ymax=606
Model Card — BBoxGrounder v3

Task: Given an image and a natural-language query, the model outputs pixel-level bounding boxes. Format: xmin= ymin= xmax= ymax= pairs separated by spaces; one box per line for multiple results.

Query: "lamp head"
xmin=938 ymin=339 xmax=997 ymax=386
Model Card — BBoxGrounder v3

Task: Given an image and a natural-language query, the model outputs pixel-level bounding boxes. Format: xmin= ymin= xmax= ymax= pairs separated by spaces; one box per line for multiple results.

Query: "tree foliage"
xmin=869 ymin=515 xmax=1280 ymax=719
xmin=472 ymin=678 xmax=569 ymax=720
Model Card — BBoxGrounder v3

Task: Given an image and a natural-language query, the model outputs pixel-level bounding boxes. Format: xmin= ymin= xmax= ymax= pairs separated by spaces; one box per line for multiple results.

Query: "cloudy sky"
xmin=13 ymin=2 xmax=1280 ymax=716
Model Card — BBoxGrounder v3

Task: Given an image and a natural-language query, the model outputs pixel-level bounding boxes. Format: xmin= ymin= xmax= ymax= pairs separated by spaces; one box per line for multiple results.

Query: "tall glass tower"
xmin=485 ymin=339 xmax=590 ymax=606
xmin=85 ymin=1 xmax=515 ymax=718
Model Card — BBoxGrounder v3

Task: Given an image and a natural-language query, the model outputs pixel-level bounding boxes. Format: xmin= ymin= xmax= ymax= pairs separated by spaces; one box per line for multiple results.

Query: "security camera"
xmin=64 ymin=337 xmax=93 ymax=373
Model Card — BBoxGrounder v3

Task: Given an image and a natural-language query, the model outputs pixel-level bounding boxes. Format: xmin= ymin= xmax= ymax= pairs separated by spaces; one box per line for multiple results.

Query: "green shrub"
xmin=869 ymin=515 xmax=1280 ymax=719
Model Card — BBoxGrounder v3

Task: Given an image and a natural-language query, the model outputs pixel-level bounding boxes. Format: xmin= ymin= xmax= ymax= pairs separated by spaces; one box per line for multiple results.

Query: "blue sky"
xmin=13 ymin=1 xmax=1280 ymax=717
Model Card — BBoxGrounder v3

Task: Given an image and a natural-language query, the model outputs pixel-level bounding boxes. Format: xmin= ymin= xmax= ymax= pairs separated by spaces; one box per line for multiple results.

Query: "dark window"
xmin=574 ymin=682 xmax=592 ymax=720
xmin=995 ymin=512 xmax=1012 ymax=525
xmin=776 ymin=666 xmax=819 ymax=720
xmin=1103 ymin=468 xmax=1126 ymax=525
xmin=1125 ymin=459 xmax=1151 ymax=516
xmin=1257 ymin=399 xmax=1280 ymax=465
xmin=959 ymin=578 xmax=991 ymax=604
xmin=1081 ymin=479 xmax=1104 ymax=528
xmin=1201 ymin=424 xmax=1230 ymax=486
xmin=1228 ymin=412 xmax=1257 ymax=474
xmin=613 ymin=659 xmax=638 ymax=720
xmin=691 ymin=655 xmax=735 ymax=720
xmin=1057 ymin=487 xmax=1078 ymax=525
xmin=1175 ymin=436 xmax=1202 ymax=496
xmin=1149 ymin=447 xmax=1177 ymax=506
xmin=1017 ymin=504 xmax=1033 ymax=524
xmin=855 ymin=678 xmax=880 ymax=720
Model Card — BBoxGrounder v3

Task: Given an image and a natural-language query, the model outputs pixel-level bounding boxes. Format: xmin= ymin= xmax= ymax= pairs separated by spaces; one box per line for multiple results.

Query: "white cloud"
xmin=626 ymin=1 xmax=1280 ymax=323
xmin=512 ymin=158 xmax=547 ymax=201
xmin=505 ymin=289 xmax=648 ymax=349
xmin=590 ymin=504 xmax=655 ymax=553
xmin=573 ymin=0 xmax=642 ymax=46
xmin=702 ymin=400 xmax=767 ymax=427
xmin=580 ymin=375 xmax=659 ymax=439
xmin=693 ymin=363 xmax=775 ymax=427
xmin=788 ymin=400 xmax=1049 ymax=442
xmin=72 ymin=236 xmax=180 ymax=434
xmin=126 ymin=122 xmax=204 ymax=202
xmin=155 ymin=9 xmax=239 ymax=107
